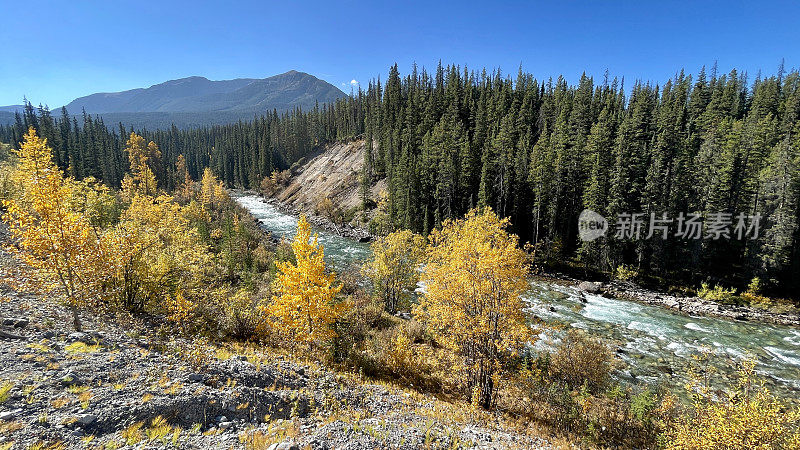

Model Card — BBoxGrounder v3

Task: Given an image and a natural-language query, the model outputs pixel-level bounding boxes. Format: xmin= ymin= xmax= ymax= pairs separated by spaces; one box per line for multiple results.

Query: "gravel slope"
xmin=0 ymin=224 xmax=553 ymax=449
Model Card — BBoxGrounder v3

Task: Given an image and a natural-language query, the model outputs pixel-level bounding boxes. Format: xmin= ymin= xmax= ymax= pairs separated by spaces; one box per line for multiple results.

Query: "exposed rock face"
xmin=264 ymin=140 xmax=384 ymax=241
xmin=277 ymin=140 xmax=375 ymax=212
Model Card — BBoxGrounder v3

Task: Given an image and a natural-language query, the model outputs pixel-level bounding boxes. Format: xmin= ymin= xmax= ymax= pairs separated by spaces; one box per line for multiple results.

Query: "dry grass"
xmin=0 ymin=381 xmax=13 ymax=403
xmin=51 ymin=396 xmax=71 ymax=409
xmin=239 ymin=420 xmax=301 ymax=449
xmin=64 ymin=342 xmax=101 ymax=354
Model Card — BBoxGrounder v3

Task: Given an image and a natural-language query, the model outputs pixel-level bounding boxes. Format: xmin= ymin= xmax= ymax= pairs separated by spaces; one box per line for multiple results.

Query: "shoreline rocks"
xmin=573 ymin=278 xmax=800 ymax=327
xmin=235 ymin=189 xmax=800 ymax=329
xmin=237 ymin=189 xmax=376 ymax=243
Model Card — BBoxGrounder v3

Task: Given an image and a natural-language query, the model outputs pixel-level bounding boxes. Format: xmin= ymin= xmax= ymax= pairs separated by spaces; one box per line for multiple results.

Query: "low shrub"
xmin=697 ymin=282 xmax=739 ymax=304
xmin=614 ymin=264 xmax=639 ymax=281
xmin=509 ymin=359 xmax=671 ymax=447
xmin=662 ymin=359 xmax=800 ymax=449
xmin=222 ymin=289 xmax=267 ymax=341
xmin=549 ymin=329 xmax=614 ymax=393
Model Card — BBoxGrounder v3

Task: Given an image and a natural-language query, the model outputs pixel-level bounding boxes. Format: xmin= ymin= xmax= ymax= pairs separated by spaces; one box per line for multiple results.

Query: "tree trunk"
xmin=70 ymin=304 xmax=82 ymax=331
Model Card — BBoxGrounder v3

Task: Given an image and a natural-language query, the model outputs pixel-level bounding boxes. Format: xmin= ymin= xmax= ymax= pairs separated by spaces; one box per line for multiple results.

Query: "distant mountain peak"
xmin=61 ymin=72 xmax=346 ymax=116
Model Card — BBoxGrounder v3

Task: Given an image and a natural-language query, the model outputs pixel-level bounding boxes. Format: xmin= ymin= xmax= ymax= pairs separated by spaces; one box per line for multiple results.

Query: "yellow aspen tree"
xmin=362 ymin=229 xmax=425 ymax=313
xmin=413 ymin=207 xmax=532 ymax=409
xmin=265 ymin=215 xmax=345 ymax=349
xmin=122 ymin=132 xmax=160 ymax=197
xmin=174 ymin=154 xmax=193 ymax=202
xmin=200 ymin=168 xmax=226 ymax=209
xmin=103 ymin=194 xmax=211 ymax=312
xmin=2 ymin=128 xmax=109 ymax=330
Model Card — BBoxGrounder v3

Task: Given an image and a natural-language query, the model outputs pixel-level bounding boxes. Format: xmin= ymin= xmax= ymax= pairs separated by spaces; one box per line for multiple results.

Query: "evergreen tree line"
xmin=358 ymin=63 xmax=800 ymax=296
xmin=2 ymin=62 xmax=799 ymax=295
xmin=0 ymin=99 xmax=362 ymax=191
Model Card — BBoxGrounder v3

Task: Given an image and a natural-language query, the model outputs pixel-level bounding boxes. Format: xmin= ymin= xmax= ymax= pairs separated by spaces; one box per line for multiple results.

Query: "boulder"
xmin=188 ymin=373 xmax=204 ymax=383
xmin=67 ymin=332 xmax=92 ymax=344
xmin=577 ymin=281 xmax=602 ymax=293
xmin=77 ymin=414 xmax=97 ymax=425
xmin=61 ymin=372 xmax=83 ymax=387
xmin=2 ymin=317 xmax=29 ymax=328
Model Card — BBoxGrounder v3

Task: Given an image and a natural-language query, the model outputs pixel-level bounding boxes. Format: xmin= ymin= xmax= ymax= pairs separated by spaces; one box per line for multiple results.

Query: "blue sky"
xmin=1 ymin=0 xmax=798 ymax=107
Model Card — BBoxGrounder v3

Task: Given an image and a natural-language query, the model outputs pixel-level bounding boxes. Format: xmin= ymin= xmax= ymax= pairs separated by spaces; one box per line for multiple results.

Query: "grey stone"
xmin=61 ymin=373 xmax=82 ymax=387
xmin=2 ymin=317 xmax=29 ymax=328
xmin=0 ymin=411 xmax=16 ymax=421
xmin=275 ymin=443 xmax=299 ymax=450
xmin=77 ymin=414 xmax=96 ymax=425
xmin=67 ymin=332 xmax=91 ymax=343
xmin=577 ymin=281 xmax=602 ymax=293
xmin=219 ymin=421 xmax=233 ymax=430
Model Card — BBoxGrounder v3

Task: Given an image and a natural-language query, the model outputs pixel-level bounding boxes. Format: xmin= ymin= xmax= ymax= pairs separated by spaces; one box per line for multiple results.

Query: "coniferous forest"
xmin=2 ymin=63 xmax=799 ymax=297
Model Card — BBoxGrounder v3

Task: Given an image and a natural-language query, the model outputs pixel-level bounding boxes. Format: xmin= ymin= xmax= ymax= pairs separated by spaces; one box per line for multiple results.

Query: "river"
xmin=236 ymin=194 xmax=800 ymax=400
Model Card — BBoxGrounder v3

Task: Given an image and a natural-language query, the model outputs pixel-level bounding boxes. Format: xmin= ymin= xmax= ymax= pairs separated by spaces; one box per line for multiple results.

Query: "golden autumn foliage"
xmin=121 ymin=132 xmax=161 ymax=199
xmin=103 ymin=194 xmax=212 ymax=312
xmin=174 ymin=154 xmax=193 ymax=202
xmin=2 ymin=128 xmax=111 ymax=330
xmin=362 ymin=229 xmax=425 ymax=313
xmin=1 ymin=129 xmax=228 ymax=331
xmin=259 ymin=173 xmax=279 ymax=197
xmin=414 ymin=207 xmax=532 ymax=408
xmin=201 ymin=167 xmax=227 ymax=210
xmin=264 ymin=215 xmax=345 ymax=348
xmin=663 ymin=359 xmax=800 ymax=449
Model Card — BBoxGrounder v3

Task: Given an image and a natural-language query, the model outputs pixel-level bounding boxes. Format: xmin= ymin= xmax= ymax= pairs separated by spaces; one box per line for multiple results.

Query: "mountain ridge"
xmin=0 ymin=71 xmax=346 ymax=129
xmin=62 ymin=70 xmax=345 ymax=114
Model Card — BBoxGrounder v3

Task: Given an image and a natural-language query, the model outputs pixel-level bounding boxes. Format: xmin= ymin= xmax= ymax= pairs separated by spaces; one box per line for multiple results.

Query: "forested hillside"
xmin=2 ymin=63 xmax=798 ymax=296
xmin=0 ymin=71 xmax=346 ymax=129
xmin=62 ymin=71 xmax=345 ymax=115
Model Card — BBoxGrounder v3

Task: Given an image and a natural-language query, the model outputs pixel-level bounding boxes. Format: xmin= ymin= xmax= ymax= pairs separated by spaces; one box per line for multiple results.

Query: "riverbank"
xmin=531 ymin=273 xmax=800 ymax=328
xmin=241 ymin=188 xmax=800 ymax=329
xmin=233 ymin=189 xmax=375 ymax=242
xmin=235 ymin=191 xmax=800 ymax=421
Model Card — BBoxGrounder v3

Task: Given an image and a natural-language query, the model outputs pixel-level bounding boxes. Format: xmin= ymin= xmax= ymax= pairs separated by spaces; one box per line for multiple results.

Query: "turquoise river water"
xmin=236 ymin=194 xmax=800 ymax=400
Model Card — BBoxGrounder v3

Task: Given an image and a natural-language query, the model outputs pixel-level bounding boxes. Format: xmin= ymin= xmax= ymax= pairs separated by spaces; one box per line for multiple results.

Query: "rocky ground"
xmin=0 ymin=226 xmax=552 ymax=449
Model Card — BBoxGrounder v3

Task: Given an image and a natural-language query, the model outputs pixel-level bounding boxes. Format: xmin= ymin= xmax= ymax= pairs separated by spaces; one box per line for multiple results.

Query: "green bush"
xmin=746 ymin=276 xmax=763 ymax=295
xmin=614 ymin=264 xmax=639 ymax=281
xmin=549 ymin=329 xmax=614 ymax=393
xmin=512 ymin=362 xmax=668 ymax=447
xmin=697 ymin=282 xmax=739 ymax=303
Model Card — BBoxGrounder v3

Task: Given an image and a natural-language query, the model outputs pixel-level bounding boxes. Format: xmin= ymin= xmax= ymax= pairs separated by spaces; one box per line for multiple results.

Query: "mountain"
xmin=0 ymin=105 xmax=24 ymax=113
xmin=63 ymin=71 xmax=345 ymax=115
xmin=0 ymin=71 xmax=346 ymax=129
xmin=63 ymin=76 xmax=257 ymax=114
